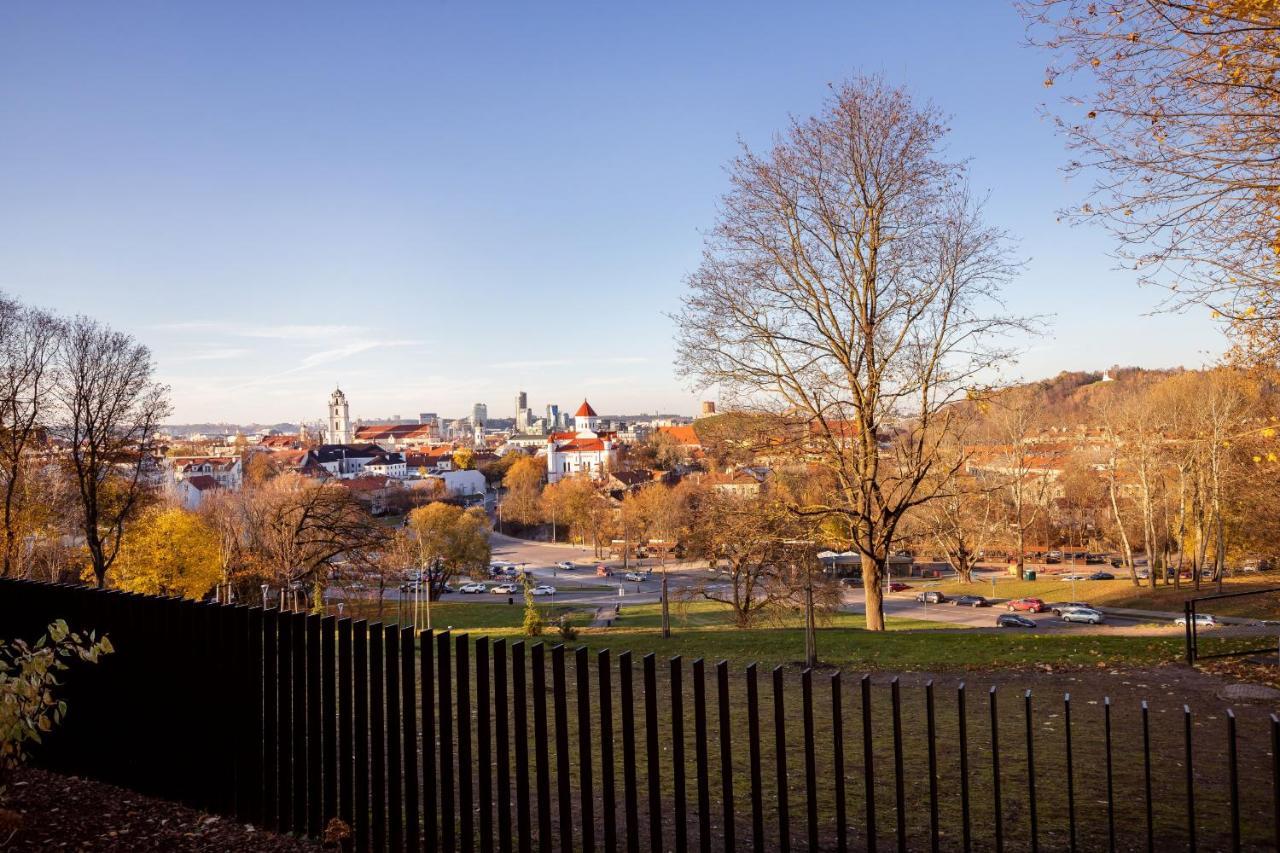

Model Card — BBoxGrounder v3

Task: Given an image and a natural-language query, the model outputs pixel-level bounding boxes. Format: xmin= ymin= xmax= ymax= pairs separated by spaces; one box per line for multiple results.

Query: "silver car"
xmin=1059 ymin=606 xmax=1104 ymax=625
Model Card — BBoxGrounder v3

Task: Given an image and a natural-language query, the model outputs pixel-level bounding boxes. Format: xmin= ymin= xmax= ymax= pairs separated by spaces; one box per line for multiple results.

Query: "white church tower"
xmin=327 ymin=386 xmax=352 ymax=444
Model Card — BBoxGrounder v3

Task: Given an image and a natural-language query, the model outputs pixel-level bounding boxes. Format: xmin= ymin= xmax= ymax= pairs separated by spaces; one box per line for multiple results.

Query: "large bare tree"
xmin=1023 ymin=1 xmax=1280 ymax=359
xmin=53 ymin=316 xmax=171 ymax=587
xmin=0 ymin=295 xmax=61 ymax=576
xmin=675 ymin=77 xmax=1029 ymax=629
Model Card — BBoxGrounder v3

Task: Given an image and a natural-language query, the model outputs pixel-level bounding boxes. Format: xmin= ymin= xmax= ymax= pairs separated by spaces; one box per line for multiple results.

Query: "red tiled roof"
xmin=574 ymin=400 xmax=597 ymax=417
xmin=657 ymin=425 xmax=700 ymax=446
xmin=555 ymin=438 xmax=607 ymax=452
xmin=184 ymin=475 xmax=220 ymax=491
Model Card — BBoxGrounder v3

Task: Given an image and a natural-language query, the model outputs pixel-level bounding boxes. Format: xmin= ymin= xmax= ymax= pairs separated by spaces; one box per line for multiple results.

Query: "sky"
xmin=0 ymin=3 xmax=1228 ymax=424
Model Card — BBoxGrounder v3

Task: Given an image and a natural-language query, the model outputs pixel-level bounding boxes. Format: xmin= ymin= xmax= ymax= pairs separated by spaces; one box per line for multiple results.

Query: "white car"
xmin=1059 ymin=607 xmax=1105 ymax=625
xmin=557 ymin=561 xmax=575 ymax=571
xmin=490 ymin=583 xmax=519 ymax=595
xmin=1174 ymin=613 xmax=1218 ymax=627
xmin=624 ymin=571 xmax=647 ymax=583
xmin=458 ymin=582 xmax=487 ymax=594
xmin=531 ymin=585 xmax=557 ymax=596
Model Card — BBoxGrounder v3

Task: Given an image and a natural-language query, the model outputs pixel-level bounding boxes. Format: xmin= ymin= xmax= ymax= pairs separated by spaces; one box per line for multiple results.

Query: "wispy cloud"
xmin=489 ymin=359 xmax=574 ymax=369
xmin=169 ymin=347 xmax=251 ymax=362
xmin=154 ymin=321 xmax=368 ymax=341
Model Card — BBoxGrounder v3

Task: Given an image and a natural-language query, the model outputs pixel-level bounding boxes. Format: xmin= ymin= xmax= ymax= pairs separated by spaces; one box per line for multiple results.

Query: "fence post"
xmin=599 ymin=649 xmax=617 ymax=853
xmin=307 ymin=614 xmax=323 ymax=838
xmin=478 ymin=636 xmax=493 ymax=853
xmin=716 ymin=660 xmax=734 ymax=853
xmin=989 ymin=686 xmax=1002 ymax=853
xmin=671 ymin=656 xmax=688 ymax=853
xmin=402 ymin=627 xmax=420 ymax=853
xmin=554 ymin=645 xmax=575 ymax=853
xmin=495 ymin=638 xmax=513 ymax=853
xmin=370 ymin=626 xmax=386 ymax=853
xmin=354 ymin=621 xmax=370 ymax=853
xmin=577 ymin=647 xmax=596 ymax=853
xmin=292 ymin=611 xmax=308 ymax=834
xmin=1228 ymin=709 xmax=1240 ymax=853
xmin=385 ymin=625 xmax=403 ymax=853
xmin=957 ymin=682 xmax=969 ymax=853
xmin=532 ymin=642 xmax=552 ymax=853
xmin=1104 ymin=697 xmax=1115 ymax=853
xmin=263 ymin=608 xmax=279 ymax=831
xmin=512 ymin=641 xmax=531 ymax=853
xmin=458 ymin=634 xmax=474 ymax=853
xmin=620 ymin=651 xmax=638 ymax=853
xmin=322 ymin=615 xmax=338 ymax=834
xmin=862 ymin=675 xmax=877 ymax=853
xmin=803 ymin=669 xmax=818 ymax=853
xmin=1024 ymin=690 xmax=1037 ymax=853
xmin=338 ymin=618 xmax=354 ymax=844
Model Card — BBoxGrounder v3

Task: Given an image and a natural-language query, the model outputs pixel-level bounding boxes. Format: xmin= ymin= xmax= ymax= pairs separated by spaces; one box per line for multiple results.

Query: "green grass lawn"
xmin=330 ymin=598 xmax=1197 ymax=671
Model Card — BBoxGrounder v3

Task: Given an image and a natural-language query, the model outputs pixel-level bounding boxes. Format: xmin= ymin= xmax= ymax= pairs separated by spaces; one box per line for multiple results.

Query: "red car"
xmin=1007 ymin=597 xmax=1047 ymax=613
xmin=887 ymin=582 xmax=911 ymax=592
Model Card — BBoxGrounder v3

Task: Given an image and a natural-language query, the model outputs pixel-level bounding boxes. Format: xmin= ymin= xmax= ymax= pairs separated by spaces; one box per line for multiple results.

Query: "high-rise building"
xmin=419 ymin=412 xmax=438 ymax=425
xmin=473 ymin=403 xmax=488 ymax=426
xmin=515 ymin=391 xmax=527 ymax=418
xmin=546 ymin=404 xmax=559 ymax=431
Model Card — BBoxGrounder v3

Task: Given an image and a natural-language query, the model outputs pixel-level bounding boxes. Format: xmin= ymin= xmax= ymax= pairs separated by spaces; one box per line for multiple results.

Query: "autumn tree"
xmin=502 ymin=455 xmax=545 ymax=528
xmin=452 ymin=447 xmax=476 ymax=471
xmin=240 ymin=473 xmax=386 ymax=606
xmin=675 ymin=77 xmax=1028 ymax=629
xmin=406 ymin=502 xmax=491 ymax=599
xmin=52 ymin=316 xmax=171 ymax=588
xmin=1023 ymin=1 xmax=1280 ymax=359
xmin=0 ymin=296 xmax=60 ymax=578
xmin=989 ymin=389 xmax=1056 ymax=580
xmin=110 ymin=505 xmax=221 ymax=599
xmin=540 ymin=475 xmax=614 ymax=556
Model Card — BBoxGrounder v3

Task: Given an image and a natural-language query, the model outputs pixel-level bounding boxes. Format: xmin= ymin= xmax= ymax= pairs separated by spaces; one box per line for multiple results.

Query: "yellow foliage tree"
xmin=110 ymin=506 xmax=222 ymax=599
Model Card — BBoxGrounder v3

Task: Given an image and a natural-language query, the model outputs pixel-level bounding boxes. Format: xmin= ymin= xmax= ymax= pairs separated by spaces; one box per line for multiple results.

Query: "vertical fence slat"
xmin=1024 ymin=690 xmax=1037 ymax=853
xmin=716 ymin=660 xmax=734 ymax=853
xmin=831 ymin=672 xmax=846 ymax=853
xmin=554 ymin=645 xmax=574 ymax=853
xmin=1104 ymin=696 xmax=1115 ymax=853
xmin=1065 ymin=693 xmax=1076 ymax=853
xmin=957 ymin=682 xmax=969 ymax=853
xmin=307 ymin=614 xmax=323 ymax=838
xmin=513 ymin=642 xmax=531 ymax=853
xmin=926 ymin=681 xmax=939 ymax=853
xmin=402 ymin=627 xmax=420 ymax=853
xmin=293 ymin=612 xmax=308 ymax=835
xmin=458 ymin=634 xmax=474 ymax=853
xmin=439 ymin=631 xmax=456 ymax=853
xmin=643 ymin=653 xmax=662 ymax=853
xmin=478 ymin=636 xmax=494 ymax=853
xmin=339 ymin=618 xmax=354 ymax=842
xmin=323 ymin=616 xmax=338 ymax=834
xmin=620 ymin=651 xmax=639 ymax=853
xmin=862 ymin=675 xmax=877 ymax=853
xmin=577 ymin=647 xmax=596 ymax=853
xmin=802 ymin=669 xmax=818 ymax=853
xmin=693 ymin=659 xmax=709 ymax=853
xmin=1228 ymin=709 xmax=1240 ymax=853
xmin=423 ymin=629 xmax=438 ymax=850
xmin=772 ymin=666 xmax=790 ymax=853
xmin=989 ymin=687 xmax=1002 ymax=853
xmin=249 ymin=606 xmax=266 ymax=829
xmin=671 ymin=656 xmax=688 ymax=853
xmin=354 ymin=621 xmax=370 ymax=853
xmin=495 ymin=639 xmax=513 ymax=853
xmin=371 ymin=625 xmax=386 ymax=853
xmin=1142 ymin=700 xmax=1153 ymax=853
xmin=892 ymin=677 xmax=906 ymax=853
xmin=532 ymin=643 xmax=552 ymax=853
xmin=386 ymin=625 xmax=403 ymax=853
xmin=278 ymin=611 xmax=294 ymax=834
xmin=1182 ymin=703 xmax=1195 ymax=853
xmin=599 ymin=649 xmax=617 ymax=853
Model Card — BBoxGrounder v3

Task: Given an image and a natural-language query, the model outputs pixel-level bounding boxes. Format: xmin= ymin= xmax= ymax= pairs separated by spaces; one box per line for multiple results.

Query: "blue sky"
xmin=0 ymin=3 xmax=1225 ymax=423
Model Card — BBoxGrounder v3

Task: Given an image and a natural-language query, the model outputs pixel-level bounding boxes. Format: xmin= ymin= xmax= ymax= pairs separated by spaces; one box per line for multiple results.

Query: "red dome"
xmin=574 ymin=399 xmax=597 ymax=417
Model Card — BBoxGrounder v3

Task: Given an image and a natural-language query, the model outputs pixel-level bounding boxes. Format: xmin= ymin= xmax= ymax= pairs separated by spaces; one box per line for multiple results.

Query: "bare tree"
xmin=675 ymin=77 xmax=1030 ymax=629
xmin=52 ymin=316 xmax=171 ymax=587
xmin=1023 ymin=1 xmax=1280 ymax=358
xmin=0 ymin=296 xmax=61 ymax=577
xmin=989 ymin=390 xmax=1055 ymax=580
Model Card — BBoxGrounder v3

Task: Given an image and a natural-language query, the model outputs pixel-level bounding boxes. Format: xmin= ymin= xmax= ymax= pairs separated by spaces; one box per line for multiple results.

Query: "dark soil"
xmin=0 ymin=767 xmax=321 ymax=852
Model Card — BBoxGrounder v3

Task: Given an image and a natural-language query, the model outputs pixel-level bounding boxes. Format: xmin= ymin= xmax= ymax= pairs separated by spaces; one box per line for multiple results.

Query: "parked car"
xmin=557 ymin=561 xmax=575 ymax=571
xmin=1085 ymin=554 xmax=1105 ymax=565
xmin=531 ymin=585 xmax=556 ymax=596
xmin=1174 ymin=613 xmax=1218 ymax=627
xmin=997 ymin=614 xmax=1036 ymax=628
xmin=1059 ymin=607 xmax=1105 ymax=624
xmin=1060 ymin=573 xmax=1088 ymax=581
xmin=490 ymin=583 xmax=519 ymax=595
xmin=1050 ymin=601 xmax=1093 ymax=616
xmin=596 ymin=565 xmax=614 ymax=577
xmin=1134 ymin=568 xmax=1151 ymax=580
xmin=458 ymin=582 xmax=487 ymax=594
xmin=1006 ymin=597 xmax=1047 ymax=613
xmin=624 ymin=571 xmax=648 ymax=583
xmin=953 ymin=595 xmax=991 ymax=608
xmin=916 ymin=590 xmax=947 ymax=604
xmin=887 ymin=581 xmax=911 ymax=592
xmin=1044 ymin=555 xmax=1062 ymax=565
xmin=1088 ymin=571 xmax=1116 ymax=581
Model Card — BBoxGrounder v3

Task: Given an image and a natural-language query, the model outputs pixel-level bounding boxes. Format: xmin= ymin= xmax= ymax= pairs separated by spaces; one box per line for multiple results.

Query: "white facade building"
xmin=327 ymin=387 xmax=352 ymax=444
xmin=546 ymin=399 xmax=619 ymax=483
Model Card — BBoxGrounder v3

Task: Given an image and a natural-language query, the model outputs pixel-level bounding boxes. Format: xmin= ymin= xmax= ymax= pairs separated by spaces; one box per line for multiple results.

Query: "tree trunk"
xmin=861 ymin=551 xmax=885 ymax=631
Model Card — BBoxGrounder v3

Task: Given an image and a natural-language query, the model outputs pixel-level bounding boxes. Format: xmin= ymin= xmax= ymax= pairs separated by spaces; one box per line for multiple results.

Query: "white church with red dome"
xmin=546 ymin=399 xmax=618 ymax=483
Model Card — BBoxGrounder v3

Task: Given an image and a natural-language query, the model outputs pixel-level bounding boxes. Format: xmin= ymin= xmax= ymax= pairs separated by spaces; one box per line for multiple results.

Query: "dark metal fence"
xmin=1184 ymin=586 xmax=1280 ymax=663
xmin=3 ymin=578 xmax=1278 ymax=852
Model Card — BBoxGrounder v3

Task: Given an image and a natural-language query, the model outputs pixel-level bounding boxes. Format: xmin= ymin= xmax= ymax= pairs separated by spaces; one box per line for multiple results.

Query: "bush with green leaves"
xmin=521 ymin=577 xmax=543 ymax=637
xmin=0 ymin=620 xmax=113 ymax=797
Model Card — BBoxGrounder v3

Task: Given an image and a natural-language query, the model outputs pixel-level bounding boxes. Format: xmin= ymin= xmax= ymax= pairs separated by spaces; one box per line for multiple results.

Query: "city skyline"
xmin=0 ymin=3 xmax=1228 ymax=422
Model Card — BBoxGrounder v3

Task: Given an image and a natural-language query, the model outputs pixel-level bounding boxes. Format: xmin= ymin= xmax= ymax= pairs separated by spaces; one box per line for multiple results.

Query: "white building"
xmin=546 ymin=399 xmax=619 ymax=483
xmin=327 ymin=387 xmax=352 ymax=444
xmin=168 ymin=456 xmax=243 ymax=490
